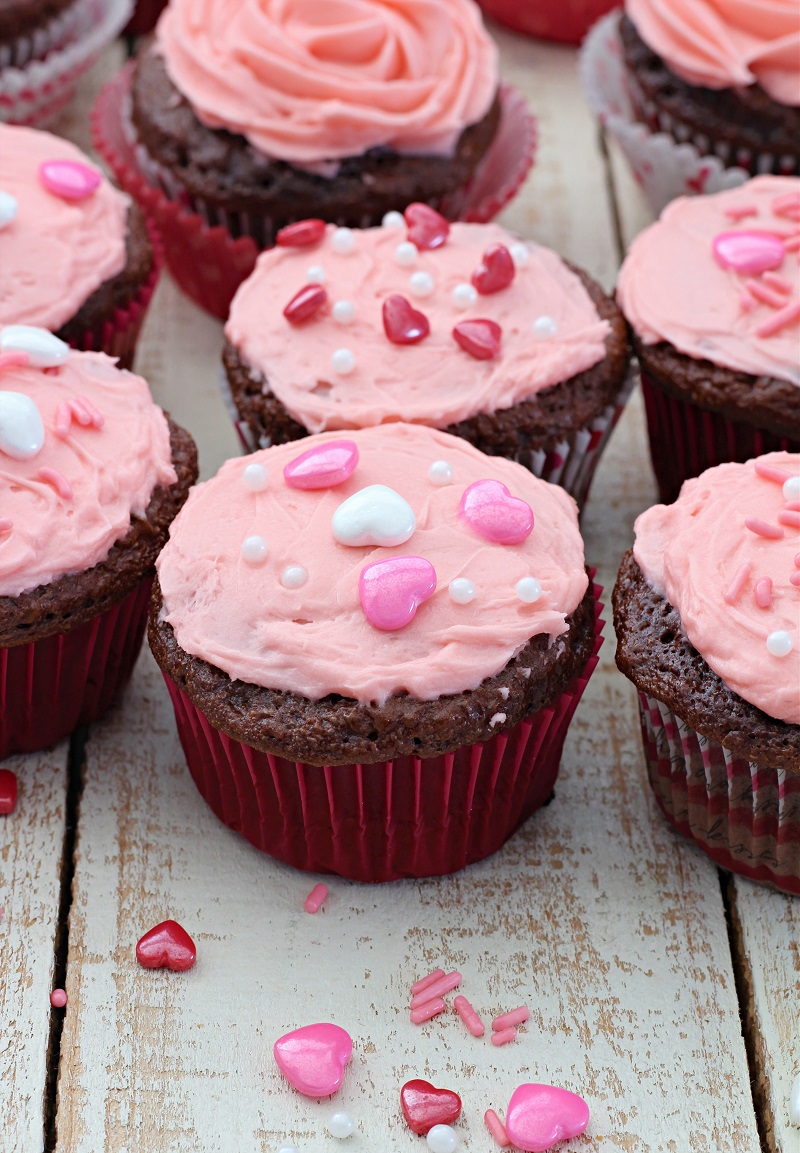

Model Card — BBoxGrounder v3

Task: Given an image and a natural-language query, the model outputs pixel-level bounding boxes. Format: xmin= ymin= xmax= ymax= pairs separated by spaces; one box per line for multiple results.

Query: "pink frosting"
xmin=634 ymin=452 xmax=800 ymax=725
xmin=226 ymin=222 xmax=610 ymax=432
xmin=0 ymin=124 xmax=130 ymax=332
xmin=616 ymin=177 xmax=800 ymax=387
xmin=0 ymin=345 xmax=177 ymax=597
xmin=156 ymin=0 xmax=498 ymax=164
xmin=156 ymin=424 xmax=589 ymax=704
xmin=626 ymin=0 xmax=800 ymax=106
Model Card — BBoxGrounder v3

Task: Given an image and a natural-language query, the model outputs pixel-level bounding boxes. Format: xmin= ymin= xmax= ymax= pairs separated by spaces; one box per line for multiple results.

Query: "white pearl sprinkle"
xmin=306 ymin=264 xmax=326 ymax=284
xmin=332 ymin=348 xmax=356 ymax=375
xmin=516 ymin=577 xmax=542 ymax=603
xmin=382 ymin=210 xmax=405 ymax=229
xmin=242 ymin=462 xmax=268 ymax=491
xmin=533 ymin=315 xmax=557 ymax=338
xmin=332 ymin=300 xmax=356 ymax=325
xmin=510 ymin=241 xmax=530 ymax=268
xmin=783 ymin=476 xmax=800 ymax=501
xmin=327 ymin=1111 xmax=355 ymax=1139
xmin=276 ymin=1143 xmax=299 ymax=1153
xmin=281 ymin=565 xmax=308 ymax=589
xmin=241 ymin=535 xmax=268 ymax=564
xmin=0 ymin=190 xmax=18 ymax=230
xmin=449 ymin=578 xmax=476 ymax=604
xmin=428 ymin=460 xmax=453 ymax=486
xmin=409 ymin=270 xmax=435 ymax=298
xmin=790 ymin=1071 xmax=800 ymax=1126
xmin=766 ymin=630 xmax=793 ymax=657
xmin=331 ymin=227 xmax=355 ymax=254
xmin=427 ymin=1124 xmax=459 ymax=1153
xmin=452 ymin=283 xmax=477 ymax=310
xmin=394 ymin=241 xmax=417 ymax=266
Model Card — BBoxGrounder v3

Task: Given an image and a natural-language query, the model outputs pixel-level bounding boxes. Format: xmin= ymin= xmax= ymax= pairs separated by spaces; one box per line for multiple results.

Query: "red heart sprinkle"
xmin=136 ymin=920 xmax=196 ymax=971
xmin=383 ymin=295 xmax=430 ymax=344
xmin=401 ymin=1079 xmax=462 ymax=1136
xmin=453 ymin=319 xmax=502 ymax=360
xmin=404 ymin=203 xmax=450 ymax=250
xmin=283 ymin=284 xmax=328 ymax=324
xmin=0 ymin=769 xmax=17 ymax=815
xmin=472 ymin=244 xmax=515 ymax=294
xmin=276 ymin=219 xmax=326 ymax=247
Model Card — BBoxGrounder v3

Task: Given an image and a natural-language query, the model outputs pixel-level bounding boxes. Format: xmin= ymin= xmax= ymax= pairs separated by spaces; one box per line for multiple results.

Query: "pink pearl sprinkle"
xmin=791 ymin=571 xmax=800 ymax=587
xmin=484 ymin=1109 xmax=511 ymax=1148
xmin=411 ymin=967 xmax=445 ymax=996
xmin=490 ymin=1026 xmax=517 ymax=1047
xmin=745 ymin=517 xmax=783 ymax=540
xmin=754 ymin=577 xmax=773 ymax=608
xmin=304 ymin=882 xmax=328 ymax=914
xmin=492 ymin=1005 xmax=530 ymax=1031
xmin=410 ymin=970 xmax=462 ymax=1009
xmin=756 ymin=299 xmax=800 ymax=338
xmin=37 ymin=467 xmax=73 ymax=500
xmin=50 ymin=989 xmax=67 ymax=1008
xmin=453 ymin=994 xmax=485 ymax=1037
xmin=795 ymin=552 xmax=800 ymax=567
xmin=778 ymin=510 xmax=800 ymax=528
xmin=724 ymin=563 xmax=750 ymax=605
xmin=754 ymin=460 xmax=792 ymax=484
xmin=410 ymin=997 xmax=446 ymax=1025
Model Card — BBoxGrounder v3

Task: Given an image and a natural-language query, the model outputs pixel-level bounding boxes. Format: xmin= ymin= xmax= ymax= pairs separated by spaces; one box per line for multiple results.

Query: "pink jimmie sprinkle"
xmin=745 ymin=278 xmax=788 ymax=309
xmin=754 ymin=460 xmax=792 ymax=484
xmin=55 ymin=402 xmax=72 ymax=439
xmin=411 ymin=968 xmax=445 ymax=996
xmin=739 ymin=292 xmax=756 ymax=312
xmin=0 ymin=519 xmax=12 ymax=534
xmin=490 ymin=1026 xmax=517 ymax=1047
xmin=756 ymin=299 xmax=800 ymax=338
xmin=485 ymin=1109 xmax=511 ymax=1148
xmin=724 ymin=563 xmax=751 ymax=604
xmin=762 ymin=272 xmax=793 ymax=294
xmin=0 ymin=351 xmax=30 ymax=372
xmin=410 ymin=970 xmax=462 ymax=1009
xmin=492 ymin=1005 xmax=530 ymax=1031
xmin=784 ymin=234 xmax=800 ymax=251
xmin=778 ymin=510 xmax=800 ymax=528
xmin=38 ymin=468 xmax=73 ymax=500
xmin=754 ymin=577 xmax=773 ymax=608
xmin=304 ymin=882 xmax=328 ymax=914
xmin=745 ymin=517 xmax=783 ymax=540
xmin=786 ymin=501 xmax=800 ymax=512
xmin=410 ymin=997 xmax=446 ymax=1025
xmin=70 ymin=395 xmax=104 ymax=428
xmin=723 ymin=205 xmax=758 ymax=221
xmin=50 ymin=989 xmax=67 ymax=1008
xmin=772 ymin=192 xmax=800 ymax=219
xmin=454 ymin=994 xmax=485 ymax=1037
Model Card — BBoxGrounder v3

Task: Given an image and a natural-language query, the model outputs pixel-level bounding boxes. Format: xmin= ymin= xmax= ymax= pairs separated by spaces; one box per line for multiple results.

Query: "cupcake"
xmin=616 ymin=176 xmax=800 ymax=504
xmin=223 ymin=216 xmax=631 ymax=509
xmin=0 ymin=123 xmax=158 ymax=370
xmin=93 ymin=0 xmax=535 ymax=318
xmin=613 ymin=453 xmax=800 ymax=895
xmin=476 ymin=0 xmax=618 ymax=46
xmin=0 ymin=327 xmax=197 ymax=758
xmin=149 ymin=422 xmax=603 ymax=882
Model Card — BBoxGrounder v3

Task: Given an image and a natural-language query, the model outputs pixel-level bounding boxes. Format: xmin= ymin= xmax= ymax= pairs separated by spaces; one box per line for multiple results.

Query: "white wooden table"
xmin=2 ymin=28 xmax=798 ymax=1153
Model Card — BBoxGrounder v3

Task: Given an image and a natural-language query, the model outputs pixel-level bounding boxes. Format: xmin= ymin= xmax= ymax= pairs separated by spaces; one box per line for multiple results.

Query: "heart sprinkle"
xmin=383 ymin=295 xmax=430 ymax=344
xmin=39 ymin=159 xmax=101 ymax=201
xmin=505 ymin=1083 xmax=590 ymax=1152
xmin=273 ymin=1022 xmax=353 ymax=1097
xmin=332 ymin=484 xmax=415 ymax=547
xmin=135 ymin=920 xmax=196 ymax=971
xmin=359 ymin=555 xmax=436 ymax=631
xmin=276 ymin=219 xmax=326 ymax=247
xmin=404 ymin=202 xmax=450 ymax=250
xmin=0 ymin=769 xmax=18 ymax=815
xmin=0 ymin=392 xmax=45 ymax=460
xmin=459 ymin=479 xmax=534 ymax=545
xmin=0 ymin=325 xmax=68 ymax=368
xmin=401 ymin=1080 xmax=463 ymax=1136
xmin=472 ymin=244 xmax=515 ymax=294
xmin=284 ymin=440 xmax=359 ymax=489
xmin=283 ymin=284 xmax=328 ymax=324
xmin=452 ymin=319 xmax=501 ymax=360
xmin=712 ymin=230 xmax=786 ymax=276
xmin=0 ymin=190 xmax=18 ymax=230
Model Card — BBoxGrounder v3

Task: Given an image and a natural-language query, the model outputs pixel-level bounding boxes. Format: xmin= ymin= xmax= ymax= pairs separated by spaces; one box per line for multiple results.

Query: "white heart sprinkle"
xmin=0 ymin=325 xmax=69 ymax=367
xmin=0 ymin=391 xmax=45 ymax=459
xmin=0 ymin=190 xmax=18 ymax=230
xmin=332 ymin=484 xmax=415 ymax=547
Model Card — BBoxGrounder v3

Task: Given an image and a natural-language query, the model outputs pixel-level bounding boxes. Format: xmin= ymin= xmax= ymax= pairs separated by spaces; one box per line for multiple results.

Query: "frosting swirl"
xmin=156 ymin=0 xmax=498 ymax=163
xmin=626 ymin=0 xmax=800 ymax=106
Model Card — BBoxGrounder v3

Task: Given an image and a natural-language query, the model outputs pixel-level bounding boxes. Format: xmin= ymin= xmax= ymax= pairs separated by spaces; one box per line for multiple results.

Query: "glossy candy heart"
xmin=404 ymin=202 xmax=450 ymax=250
xmin=359 ymin=555 xmax=436 ymax=631
xmin=0 ymin=325 xmax=69 ymax=368
xmin=459 ymin=479 xmax=533 ymax=544
xmin=332 ymin=484 xmax=415 ymax=547
xmin=273 ymin=1023 xmax=353 ymax=1097
xmin=383 ymin=295 xmax=430 ymax=344
xmin=284 ymin=440 xmax=359 ymax=489
xmin=0 ymin=392 xmax=45 ymax=460
xmin=401 ymin=1079 xmax=462 ymax=1135
xmin=283 ymin=284 xmax=328 ymax=323
xmin=712 ymin=230 xmax=786 ymax=276
xmin=39 ymin=159 xmax=101 ymax=201
xmin=276 ymin=218 xmax=326 ymax=247
xmin=452 ymin=319 xmax=502 ymax=360
xmin=0 ymin=769 xmax=18 ymax=815
xmin=505 ymin=1084 xmax=589 ymax=1152
xmin=136 ymin=920 xmax=196 ymax=971
xmin=472 ymin=244 xmax=515 ymax=294
xmin=0 ymin=190 xmax=17 ymax=230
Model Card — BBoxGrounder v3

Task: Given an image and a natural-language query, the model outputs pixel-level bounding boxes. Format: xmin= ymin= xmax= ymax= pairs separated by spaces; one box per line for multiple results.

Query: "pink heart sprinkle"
xmin=506 ymin=1084 xmax=590 ymax=1152
xmin=39 ymin=159 xmax=101 ymax=201
xmin=359 ymin=556 xmax=436 ymax=631
xmin=273 ymin=1023 xmax=353 ymax=1097
xmin=276 ymin=218 xmax=326 ymax=247
xmin=283 ymin=440 xmax=359 ymax=489
xmin=283 ymin=283 xmax=328 ymax=323
xmin=404 ymin=202 xmax=450 ymax=250
xmin=383 ymin=295 xmax=430 ymax=344
xmin=712 ymin=230 xmax=786 ymax=276
xmin=459 ymin=479 xmax=533 ymax=544
xmin=472 ymin=244 xmax=515 ymax=294
xmin=453 ymin=319 xmax=502 ymax=360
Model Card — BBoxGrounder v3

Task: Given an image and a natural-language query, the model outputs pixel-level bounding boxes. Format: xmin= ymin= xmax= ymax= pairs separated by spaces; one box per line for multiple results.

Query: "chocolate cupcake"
xmin=0 ymin=123 xmax=158 ymax=370
xmin=614 ymin=453 xmax=800 ymax=895
xmin=0 ymin=328 xmax=197 ymax=758
xmin=224 ymin=216 xmax=631 ymax=509
xmin=149 ymin=423 xmax=603 ymax=881
xmin=0 ymin=0 xmax=84 ymax=68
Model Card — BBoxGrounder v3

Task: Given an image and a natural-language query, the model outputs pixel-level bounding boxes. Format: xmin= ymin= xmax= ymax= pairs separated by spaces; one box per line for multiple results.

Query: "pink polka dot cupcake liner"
xmin=476 ymin=0 xmax=618 ymax=45
xmin=638 ymin=691 xmax=800 ymax=896
xmin=91 ymin=64 xmax=537 ymax=321
xmin=160 ymin=585 xmax=603 ymax=883
xmin=640 ymin=370 xmax=800 ymax=505
xmin=0 ymin=578 xmax=151 ymax=759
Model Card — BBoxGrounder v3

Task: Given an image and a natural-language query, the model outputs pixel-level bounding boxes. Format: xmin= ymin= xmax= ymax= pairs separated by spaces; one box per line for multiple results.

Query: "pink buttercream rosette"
xmin=91 ymin=65 xmax=536 ymax=321
xmin=160 ymin=584 xmax=603 ymax=883
xmin=477 ymin=0 xmax=619 ymax=45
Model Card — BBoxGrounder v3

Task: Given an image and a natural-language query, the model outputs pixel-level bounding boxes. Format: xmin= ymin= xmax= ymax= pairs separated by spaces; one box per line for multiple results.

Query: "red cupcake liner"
xmin=638 ymin=691 xmax=800 ymax=896
xmin=91 ymin=65 xmax=536 ymax=320
xmin=476 ymin=0 xmax=619 ymax=45
xmin=640 ymin=370 xmax=799 ymax=504
xmin=0 ymin=577 xmax=152 ymax=759
xmin=160 ymin=584 xmax=604 ymax=883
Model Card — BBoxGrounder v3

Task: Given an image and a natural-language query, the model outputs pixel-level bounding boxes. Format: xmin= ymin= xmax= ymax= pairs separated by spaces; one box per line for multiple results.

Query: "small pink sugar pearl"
xmin=50 ymin=989 xmax=67 ymax=1009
